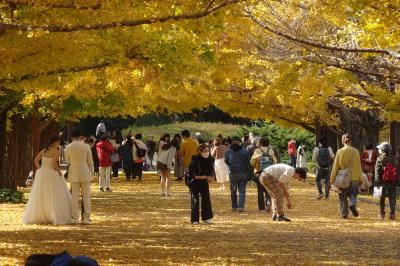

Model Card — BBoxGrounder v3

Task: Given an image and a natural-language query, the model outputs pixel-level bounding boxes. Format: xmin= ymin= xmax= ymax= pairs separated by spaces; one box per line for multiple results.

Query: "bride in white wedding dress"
xmin=23 ymin=134 xmax=72 ymax=225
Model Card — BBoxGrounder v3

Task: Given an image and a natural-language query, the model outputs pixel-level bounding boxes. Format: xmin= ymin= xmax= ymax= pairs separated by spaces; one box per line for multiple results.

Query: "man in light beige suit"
xmin=65 ymin=129 xmax=94 ymax=224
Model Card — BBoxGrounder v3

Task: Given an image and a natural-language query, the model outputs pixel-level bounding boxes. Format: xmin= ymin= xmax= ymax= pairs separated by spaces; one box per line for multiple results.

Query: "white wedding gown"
xmin=23 ymin=157 xmax=72 ymax=225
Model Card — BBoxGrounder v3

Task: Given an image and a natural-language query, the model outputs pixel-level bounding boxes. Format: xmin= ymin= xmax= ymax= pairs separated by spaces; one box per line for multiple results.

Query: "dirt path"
xmin=1 ymin=175 xmax=399 ymax=265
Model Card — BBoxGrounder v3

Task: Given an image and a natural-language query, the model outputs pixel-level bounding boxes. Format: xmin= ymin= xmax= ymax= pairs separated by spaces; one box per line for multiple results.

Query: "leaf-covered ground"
xmin=1 ymin=174 xmax=399 ymax=265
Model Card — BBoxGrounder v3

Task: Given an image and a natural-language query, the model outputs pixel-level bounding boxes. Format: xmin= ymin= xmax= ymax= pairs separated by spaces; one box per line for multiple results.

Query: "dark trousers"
xmin=316 ymin=168 xmax=330 ymax=197
xmin=255 ymin=174 xmax=271 ymax=210
xmin=124 ymin=166 xmax=134 ymax=180
xmin=190 ymin=181 xmax=213 ymax=223
xmin=290 ymin=155 xmax=296 ymax=167
xmin=112 ymin=162 xmax=119 ymax=177
xmin=380 ymin=183 xmax=397 ymax=215
xmin=134 ymin=162 xmax=143 ymax=180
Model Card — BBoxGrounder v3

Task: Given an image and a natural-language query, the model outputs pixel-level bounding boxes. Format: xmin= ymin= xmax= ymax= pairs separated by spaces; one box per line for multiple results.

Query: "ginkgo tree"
xmin=1 ymin=0 xmax=400 ymax=190
xmin=201 ymin=0 xmax=400 ymax=150
xmin=0 ymin=0 xmax=245 ymax=189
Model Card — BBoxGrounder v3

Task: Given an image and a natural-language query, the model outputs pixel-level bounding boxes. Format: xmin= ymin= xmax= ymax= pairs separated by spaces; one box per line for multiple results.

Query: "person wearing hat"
xmin=375 ymin=142 xmax=398 ymax=220
xmin=195 ymin=132 xmax=205 ymax=144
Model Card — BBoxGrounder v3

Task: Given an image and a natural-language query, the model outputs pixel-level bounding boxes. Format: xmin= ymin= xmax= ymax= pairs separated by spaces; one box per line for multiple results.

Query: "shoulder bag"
xmin=334 ymin=149 xmax=355 ymax=189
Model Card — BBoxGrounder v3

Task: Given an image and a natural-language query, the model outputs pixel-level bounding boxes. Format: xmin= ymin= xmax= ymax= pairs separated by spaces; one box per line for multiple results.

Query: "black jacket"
xmin=188 ymin=155 xmax=215 ymax=183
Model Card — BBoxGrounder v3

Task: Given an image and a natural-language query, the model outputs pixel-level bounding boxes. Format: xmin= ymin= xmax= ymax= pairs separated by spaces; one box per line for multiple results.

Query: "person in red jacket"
xmin=96 ymin=134 xmax=114 ymax=192
xmin=360 ymin=143 xmax=379 ymax=193
xmin=287 ymin=138 xmax=297 ymax=168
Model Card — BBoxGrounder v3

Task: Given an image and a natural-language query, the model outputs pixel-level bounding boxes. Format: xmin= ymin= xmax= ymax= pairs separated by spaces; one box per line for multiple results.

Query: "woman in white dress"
xmin=23 ymin=134 xmax=72 ymax=225
xmin=296 ymin=143 xmax=308 ymax=171
xmin=211 ymin=137 xmax=229 ymax=190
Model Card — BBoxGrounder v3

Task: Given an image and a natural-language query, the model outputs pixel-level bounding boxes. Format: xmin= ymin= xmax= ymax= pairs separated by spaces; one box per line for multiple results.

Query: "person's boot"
xmin=389 ymin=213 xmax=395 ymax=220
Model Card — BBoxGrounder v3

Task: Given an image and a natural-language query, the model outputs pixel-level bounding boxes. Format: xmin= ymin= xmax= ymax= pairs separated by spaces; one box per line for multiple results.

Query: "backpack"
xmin=134 ymin=141 xmax=147 ymax=158
xmin=383 ymin=162 xmax=397 ymax=183
xmin=317 ymin=147 xmax=331 ymax=168
xmin=259 ymin=148 xmax=273 ymax=171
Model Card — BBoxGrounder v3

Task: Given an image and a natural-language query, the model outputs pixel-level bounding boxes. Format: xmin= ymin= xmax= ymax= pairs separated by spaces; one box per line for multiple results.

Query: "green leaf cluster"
xmin=239 ymin=122 xmax=315 ymax=161
xmin=0 ymin=189 xmax=24 ymax=203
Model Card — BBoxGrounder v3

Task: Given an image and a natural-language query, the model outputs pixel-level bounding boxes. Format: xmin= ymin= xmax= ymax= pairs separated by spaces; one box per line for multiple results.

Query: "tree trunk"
xmin=0 ymin=108 xmax=10 ymax=189
xmin=390 ymin=122 xmax=400 ymax=157
xmin=2 ymin=114 xmax=33 ymax=190
xmin=338 ymin=108 xmax=382 ymax=151
xmin=314 ymin=119 xmax=339 ymax=153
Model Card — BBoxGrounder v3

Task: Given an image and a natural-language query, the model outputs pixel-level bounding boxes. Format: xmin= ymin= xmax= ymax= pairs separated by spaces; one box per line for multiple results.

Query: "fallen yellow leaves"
xmin=0 ymin=174 xmax=399 ymax=265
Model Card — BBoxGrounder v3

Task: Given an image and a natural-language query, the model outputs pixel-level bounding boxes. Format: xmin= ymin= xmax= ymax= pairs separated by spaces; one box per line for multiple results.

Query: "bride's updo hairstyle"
xmin=44 ymin=134 xmax=59 ymax=151
xmin=341 ymin=133 xmax=351 ymax=145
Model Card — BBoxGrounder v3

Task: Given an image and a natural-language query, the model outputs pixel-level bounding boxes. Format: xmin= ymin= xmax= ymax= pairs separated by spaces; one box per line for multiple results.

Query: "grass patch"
xmin=123 ymin=121 xmax=241 ymax=141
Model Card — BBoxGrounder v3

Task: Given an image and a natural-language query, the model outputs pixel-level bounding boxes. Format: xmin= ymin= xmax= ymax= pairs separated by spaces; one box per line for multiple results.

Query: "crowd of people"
xmin=22 ymin=121 xmax=398 ymax=227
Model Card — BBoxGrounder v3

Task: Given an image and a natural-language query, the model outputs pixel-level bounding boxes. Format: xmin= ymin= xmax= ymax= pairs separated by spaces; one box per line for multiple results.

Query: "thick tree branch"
xmin=0 ymin=61 xmax=111 ymax=84
xmin=245 ymin=9 xmax=400 ymax=59
xmin=274 ymin=116 xmax=315 ymax=133
xmin=3 ymin=0 xmax=102 ymax=9
xmin=0 ymin=0 xmax=241 ymax=33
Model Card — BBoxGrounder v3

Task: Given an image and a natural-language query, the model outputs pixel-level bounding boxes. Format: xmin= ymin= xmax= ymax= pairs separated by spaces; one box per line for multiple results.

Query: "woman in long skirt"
xmin=211 ymin=137 xmax=229 ymax=190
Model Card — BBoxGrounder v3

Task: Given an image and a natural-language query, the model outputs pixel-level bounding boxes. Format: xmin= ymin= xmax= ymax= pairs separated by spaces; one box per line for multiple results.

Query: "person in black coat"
xmin=121 ymin=136 xmax=134 ymax=181
xmin=187 ymin=144 xmax=214 ymax=224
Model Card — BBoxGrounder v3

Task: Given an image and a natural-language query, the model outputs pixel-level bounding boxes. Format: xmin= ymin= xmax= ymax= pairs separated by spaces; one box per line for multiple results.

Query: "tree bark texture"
xmin=337 ymin=108 xmax=382 ymax=151
xmin=2 ymin=114 xmax=33 ymax=189
xmin=0 ymin=108 xmax=9 ymax=189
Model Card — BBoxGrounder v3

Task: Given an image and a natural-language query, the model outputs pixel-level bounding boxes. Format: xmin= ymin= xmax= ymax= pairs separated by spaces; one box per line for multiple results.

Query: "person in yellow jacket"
xmin=179 ymin=130 xmax=200 ymax=180
xmin=330 ymin=133 xmax=362 ymax=219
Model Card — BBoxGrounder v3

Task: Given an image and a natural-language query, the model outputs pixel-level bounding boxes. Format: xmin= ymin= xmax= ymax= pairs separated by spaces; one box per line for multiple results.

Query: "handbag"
xmin=334 ymin=150 xmax=355 ymax=189
xmin=373 ymin=186 xmax=382 ymax=198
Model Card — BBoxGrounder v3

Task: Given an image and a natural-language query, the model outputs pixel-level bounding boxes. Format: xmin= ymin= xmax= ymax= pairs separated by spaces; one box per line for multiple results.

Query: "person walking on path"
xmin=64 ymin=129 xmax=94 ymax=224
xmin=132 ymin=133 xmax=147 ymax=181
xmin=288 ymin=138 xmax=297 ymax=168
xmin=187 ymin=144 xmax=214 ymax=224
xmin=259 ymin=164 xmax=306 ymax=222
xmin=250 ymin=137 xmax=277 ymax=212
xmin=225 ymin=136 xmax=251 ymax=212
xmin=121 ymin=136 xmax=134 ymax=181
xmin=330 ymin=134 xmax=363 ymax=219
xmin=312 ymin=138 xmax=335 ymax=200
xmin=145 ymin=136 xmax=157 ymax=171
xmin=211 ymin=137 xmax=229 ymax=190
xmin=157 ymin=139 xmax=179 ymax=196
xmin=375 ymin=142 xmax=398 ymax=220
xmin=96 ymin=134 xmax=114 ymax=192
xmin=172 ymin=134 xmax=184 ymax=181
xmin=180 ymin=130 xmax=200 ymax=173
